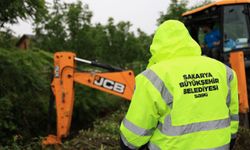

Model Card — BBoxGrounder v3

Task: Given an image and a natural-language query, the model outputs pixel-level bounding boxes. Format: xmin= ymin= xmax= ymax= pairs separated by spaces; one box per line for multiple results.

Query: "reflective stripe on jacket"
xmin=120 ymin=20 xmax=239 ymax=150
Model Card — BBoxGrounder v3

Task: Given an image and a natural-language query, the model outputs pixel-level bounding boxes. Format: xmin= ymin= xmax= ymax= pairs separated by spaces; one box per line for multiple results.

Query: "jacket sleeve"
xmin=229 ymin=70 xmax=239 ymax=140
xmin=120 ymin=74 xmax=160 ymax=149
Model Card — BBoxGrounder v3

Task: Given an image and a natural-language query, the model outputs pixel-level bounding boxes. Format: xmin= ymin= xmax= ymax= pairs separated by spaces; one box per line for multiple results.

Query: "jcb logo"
xmin=94 ymin=76 xmax=125 ymax=94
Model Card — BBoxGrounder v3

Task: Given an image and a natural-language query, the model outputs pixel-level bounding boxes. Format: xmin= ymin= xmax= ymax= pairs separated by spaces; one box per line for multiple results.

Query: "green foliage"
xmin=0 ymin=1 xmax=151 ymax=146
xmin=97 ymin=18 xmax=148 ymax=67
xmin=0 ymin=0 xmax=46 ymax=27
xmin=136 ymin=29 xmax=152 ymax=63
xmin=157 ymin=0 xmax=188 ymax=25
xmin=0 ymin=47 xmax=134 ymax=147
xmin=0 ymin=29 xmax=18 ymax=49
xmin=34 ymin=1 xmax=151 ymax=67
xmin=72 ymin=85 xmax=125 ymax=130
xmin=157 ymin=0 xmax=213 ymax=25
xmin=6 ymin=106 xmax=250 ymax=150
xmin=0 ymin=106 xmax=129 ymax=149
xmin=63 ymin=115 xmax=250 ymax=150
xmin=0 ymin=48 xmax=53 ymax=145
xmin=49 ymin=106 xmax=128 ymax=150
xmin=34 ymin=0 xmax=68 ymax=52
xmin=0 ymin=137 xmax=43 ymax=150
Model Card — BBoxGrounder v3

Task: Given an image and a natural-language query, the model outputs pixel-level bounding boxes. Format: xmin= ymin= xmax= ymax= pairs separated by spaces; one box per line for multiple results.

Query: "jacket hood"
xmin=147 ymin=20 xmax=201 ymax=68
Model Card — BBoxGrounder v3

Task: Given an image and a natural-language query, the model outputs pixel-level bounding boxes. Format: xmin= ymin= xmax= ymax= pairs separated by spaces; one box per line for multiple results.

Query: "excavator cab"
xmin=182 ymin=0 xmax=250 ymax=127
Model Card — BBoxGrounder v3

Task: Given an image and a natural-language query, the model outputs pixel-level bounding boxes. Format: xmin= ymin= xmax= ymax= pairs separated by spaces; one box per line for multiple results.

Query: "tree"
xmin=94 ymin=18 xmax=150 ymax=67
xmin=65 ymin=1 xmax=95 ymax=59
xmin=0 ymin=29 xmax=17 ymax=49
xmin=157 ymin=0 xmax=188 ymax=25
xmin=34 ymin=0 xmax=68 ymax=52
xmin=33 ymin=1 xmax=151 ymax=66
xmin=137 ymin=29 xmax=152 ymax=59
xmin=190 ymin=0 xmax=212 ymax=9
xmin=157 ymin=0 xmax=213 ymax=25
xmin=0 ymin=0 xmax=46 ymax=27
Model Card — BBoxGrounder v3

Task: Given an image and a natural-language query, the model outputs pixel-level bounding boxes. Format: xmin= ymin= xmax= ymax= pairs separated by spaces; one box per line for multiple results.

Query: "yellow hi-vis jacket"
xmin=120 ymin=20 xmax=239 ymax=150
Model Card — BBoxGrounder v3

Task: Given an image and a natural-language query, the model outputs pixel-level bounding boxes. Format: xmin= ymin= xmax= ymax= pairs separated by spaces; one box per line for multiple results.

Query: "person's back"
xmin=120 ymin=20 xmax=239 ymax=150
xmin=146 ymin=56 xmax=234 ymax=149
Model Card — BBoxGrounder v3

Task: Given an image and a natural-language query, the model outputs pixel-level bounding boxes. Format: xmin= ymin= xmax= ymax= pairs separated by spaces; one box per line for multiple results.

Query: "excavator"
xmin=42 ymin=52 xmax=135 ymax=145
xmin=182 ymin=0 xmax=250 ymax=126
xmin=43 ymin=0 xmax=250 ymax=145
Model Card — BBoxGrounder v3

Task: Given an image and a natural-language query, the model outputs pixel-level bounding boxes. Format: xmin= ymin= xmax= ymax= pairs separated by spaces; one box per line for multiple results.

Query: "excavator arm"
xmin=42 ymin=52 xmax=135 ymax=145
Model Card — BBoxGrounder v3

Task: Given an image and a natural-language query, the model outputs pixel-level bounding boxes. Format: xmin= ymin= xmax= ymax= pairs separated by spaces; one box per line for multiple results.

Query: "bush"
xmin=0 ymin=48 xmax=130 ymax=146
xmin=3 ymin=103 xmax=250 ymax=150
xmin=0 ymin=48 xmax=53 ymax=145
xmin=59 ymin=105 xmax=129 ymax=150
xmin=47 ymin=107 xmax=250 ymax=150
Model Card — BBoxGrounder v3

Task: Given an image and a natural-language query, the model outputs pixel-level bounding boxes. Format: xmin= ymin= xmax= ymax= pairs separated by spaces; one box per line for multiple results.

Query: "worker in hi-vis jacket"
xmin=120 ymin=20 xmax=239 ymax=150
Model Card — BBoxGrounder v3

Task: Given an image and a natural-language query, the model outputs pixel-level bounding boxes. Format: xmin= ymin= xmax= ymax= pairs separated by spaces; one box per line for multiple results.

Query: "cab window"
xmin=223 ymin=5 xmax=250 ymax=52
